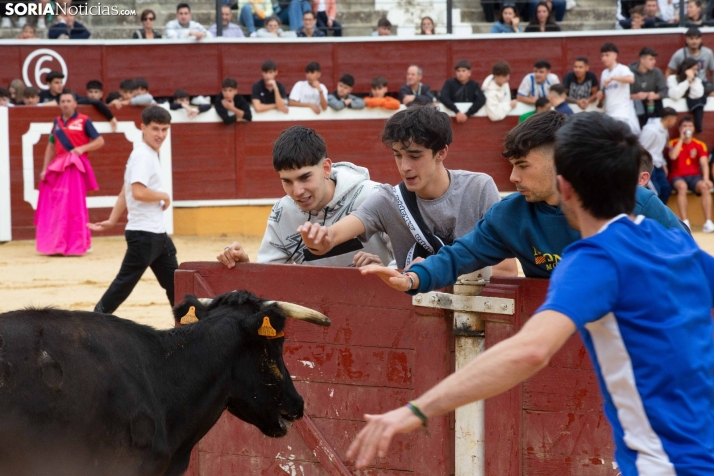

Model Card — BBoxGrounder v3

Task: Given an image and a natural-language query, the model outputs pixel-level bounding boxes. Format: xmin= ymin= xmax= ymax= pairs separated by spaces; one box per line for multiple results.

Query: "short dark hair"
xmin=176 ymin=3 xmax=190 ymax=12
xmin=303 ymin=10 xmax=315 ymax=18
xmin=377 ymin=17 xmax=391 ymax=28
xmin=555 ymin=112 xmax=639 ymax=219
xmin=305 ymin=62 xmax=321 ymax=73
xmin=59 ymin=89 xmax=77 ymax=100
xmin=272 ymin=126 xmax=327 ymax=171
xmin=575 ymin=56 xmax=588 ymax=65
xmin=492 ymin=61 xmax=511 ymax=76
xmin=45 ymin=71 xmax=64 ymax=84
xmin=173 ymin=89 xmax=189 ymax=100
xmin=371 ymin=76 xmax=388 ymax=88
xmin=686 ymin=26 xmax=702 ymax=37
xmin=134 ymin=78 xmax=149 ymax=90
xmin=0 ymin=88 xmax=9 ymax=99
xmin=23 ymin=86 xmax=39 ymax=98
xmin=601 ymin=42 xmax=619 ymax=54
xmin=640 ymin=148 xmax=654 ymax=174
xmin=639 ymin=46 xmax=658 ymax=57
xmin=265 ymin=15 xmax=280 ymax=25
xmin=535 ymin=97 xmax=551 ymax=108
xmin=339 ymin=74 xmax=355 ymax=87
xmin=140 ymin=9 xmax=156 ymax=21
xmin=142 ymin=105 xmax=172 ymax=125
xmin=381 ymin=106 xmax=452 ymax=155
xmin=119 ymin=79 xmax=136 ymax=92
xmin=534 ymin=59 xmax=551 ymax=70
xmin=679 ymin=114 xmax=694 ymax=126
xmin=105 ymin=91 xmax=121 ymax=103
xmin=502 ymin=109 xmax=565 ymax=160
xmin=455 ymin=60 xmax=471 ymax=70
xmin=222 ymin=77 xmax=238 ymax=89
xmin=661 ymin=106 xmax=678 ymax=118
xmin=549 ymin=84 xmax=566 ymax=95
xmin=262 ymin=60 xmax=278 ymax=72
xmin=86 ymin=80 xmax=103 ymax=91
xmin=630 ymin=5 xmax=645 ymax=15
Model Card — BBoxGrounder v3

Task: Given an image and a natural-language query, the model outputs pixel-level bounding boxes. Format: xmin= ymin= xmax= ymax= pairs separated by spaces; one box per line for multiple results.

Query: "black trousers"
xmin=95 ymin=230 xmax=178 ymax=315
xmin=316 ymin=11 xmax=342 ymax=36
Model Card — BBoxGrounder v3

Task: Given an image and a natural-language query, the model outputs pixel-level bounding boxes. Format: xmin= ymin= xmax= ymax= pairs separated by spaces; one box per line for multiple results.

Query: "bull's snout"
xmin=280 ymin=395 xmax=304 ymax=422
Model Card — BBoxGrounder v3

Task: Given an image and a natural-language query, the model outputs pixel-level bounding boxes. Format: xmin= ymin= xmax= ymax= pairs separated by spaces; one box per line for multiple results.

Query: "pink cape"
xmin=34 ymin=152 xmax=99 ymax=256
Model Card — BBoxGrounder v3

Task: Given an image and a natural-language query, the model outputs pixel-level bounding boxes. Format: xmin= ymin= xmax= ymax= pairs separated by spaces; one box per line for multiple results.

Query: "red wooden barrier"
xmin=173 ymin=264 xmax=616 ymax=475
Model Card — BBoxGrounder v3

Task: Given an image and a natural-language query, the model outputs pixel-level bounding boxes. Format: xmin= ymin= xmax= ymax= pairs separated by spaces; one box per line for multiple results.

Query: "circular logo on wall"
xmin=22 ymin=49 xmax=68 ymax=90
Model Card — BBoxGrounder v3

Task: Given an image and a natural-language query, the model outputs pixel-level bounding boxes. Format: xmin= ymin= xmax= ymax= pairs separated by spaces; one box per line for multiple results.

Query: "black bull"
xmin=0 ymin=291 xmax=330 ymax=476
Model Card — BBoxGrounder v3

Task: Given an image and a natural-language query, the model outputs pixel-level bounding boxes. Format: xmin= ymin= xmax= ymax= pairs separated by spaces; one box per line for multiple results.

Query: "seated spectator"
xmin=525 ymin=1 xmax=561 ymax=31
xmin=685 ymin=0 xmax=704 ymax=26
xmin=563 ymin=57 xmax=598 ymax=110
xmin=85 ymin=80 xmax=104 ymax=101
xmin=620 ymin=5 xmax=652 ymax=29
xmin=297 ymin=10 xmax=325 ymax=36
xmin=239 ymin=0 xmax=270 ymax=36
xmin=108 ymin=79 xmax=137 ymax=109
xmin=440 ymin=60 xmax=486 ymax=123
xmin=132 ymin=78 xmax=155 ymax=106
xmin=105 ymin=91 xmax=121 ymax=104
xmin=215 ymin=78 xmax=252 ymax=124
xmin=274 ymin=0 xmax=312 ymax=31
xmin=133 ymin=9 xmax=162 ymax=38
xmin=547 ymin=84 xmax=572 ymax=115
xmin=597 ymin=42 xmax=640 ymax=134
xmin=256 ymin=15 xmax=296 ymax=37
xmin=642 ymin=0 xmax=666 ymax=26
xmin=48 ymin=12 xmax=91 ymax=39
xmin=517 ymin=59 xmax=559 ymax=105
xmin=482 ymin=61 xmax=517 ymax=121
xmin=668 ymin=58 xmax=706 ymax=132
xmin=0 ymin=89 xmax=12 ymax=107
xmin=372 ymin=17 xmax=392 ymax=36
xmin=666 ymin=27 xmax=714 ymax=96
xmin=518 ymin=96 xmax=550 ymax=123
xmin=22 ymin=87 xmax=40 ymax=106
xmin=658 ymin=0 xmax=677 ymax=22
xmin=312 ymin=0 xmax=342 ymax=36
xmin=639 ymin=107 xmax=678 ymax=204
xmin=364 ymin=76 xmax=401 ymax=110
xmin=630 ymin=47 xmax=668 ymax=127
xmin=170 ymin=89 xmax=211 ymax=118
xmin=210 ymin=4 xmax=245 ymax=37
xmin=399 ymin=65 xmax=435 ymax=105
xmin=8 ymin=79 xmax=25 ymax=105
xmin=252 ymin=60 xmax=289 ymax=113
xmin=328 ymin=74 xmax=365 ymax=111
xmin=288 ymin=62 xmax=328 ymax=114
xmin=491 ymin=4 xmax=522 ymax=33
xmin=165 ymin=3 xmax=211 ymax=40
xmin=530 ymin=0 xmax=565 ymax=21
xmin=420 ymin=16 xmax=436 ymax=34
xmin=19 ymin=23 xmax=37 ymax=39
xmin=668 ymin=114 xmax=714 ymax=232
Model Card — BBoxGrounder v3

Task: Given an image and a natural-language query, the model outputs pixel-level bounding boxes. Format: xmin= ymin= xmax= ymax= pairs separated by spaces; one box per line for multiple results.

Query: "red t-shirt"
xmin=668 ymin=138 xmax=708 ymax=178
xmin=50 ymin=112 xmax=100 ymax=155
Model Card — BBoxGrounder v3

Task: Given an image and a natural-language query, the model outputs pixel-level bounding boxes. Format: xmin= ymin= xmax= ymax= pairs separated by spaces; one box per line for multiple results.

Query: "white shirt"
xmin=517 ymin=73 xmax=560 ymax=98
xmin=124 ymin=141 xmax=166 ymax=234
xmin=658 ymin=0 xmax=677 ymax=21
xmin=639 ymin=118 xmax=669 ymax=168
xmin=601 ymin=63 xmax=634 ymax=118
xmin=289 ymin=80 xmax=328 ymax=106
xmin=318 ymin=0 xmax=326 ymax=12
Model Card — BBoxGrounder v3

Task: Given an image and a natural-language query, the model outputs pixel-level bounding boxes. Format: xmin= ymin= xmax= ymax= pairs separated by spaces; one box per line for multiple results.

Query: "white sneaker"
xmin=37 ymin=17 xmax=46 ymax=29
xmin=0 ymin=18 xmax=12 ymax=28
xmin=17 ymin=16 xmax=26 ymax=28
xmin=683 ymin=219 xmax=691 ymax=230
xmin=703 ymin=220 xmax=714 ymax=233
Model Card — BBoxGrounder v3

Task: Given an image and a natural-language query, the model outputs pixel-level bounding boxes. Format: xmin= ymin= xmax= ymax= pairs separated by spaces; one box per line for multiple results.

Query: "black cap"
xmin=686 ymin=26 xmax=702 ymax=37
xmin=639 ymin=47 xmax=658 ymax=57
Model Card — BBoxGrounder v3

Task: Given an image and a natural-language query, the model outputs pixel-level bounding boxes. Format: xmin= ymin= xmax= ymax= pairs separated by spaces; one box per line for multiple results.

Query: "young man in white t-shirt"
xmin=89 ymin=106 xmax=177 ymax=315
xmin=597 ymin=42 xmax=640 ymax=134
xmin=288 ymin=61 xmax=328 ymax=114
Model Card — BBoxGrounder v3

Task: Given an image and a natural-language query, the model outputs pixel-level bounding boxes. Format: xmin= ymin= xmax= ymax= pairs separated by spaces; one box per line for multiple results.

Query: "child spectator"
xmin=109 ymin=79 xmax=137 ymax=109
xmin=313 ymin=0 xmax=342 ymax=36
xmin=399 ymin=65 xmax=435 ymax=105
xmin=519 ymin=97 xmax=550 ymax=123
xmin=630 ymin=47 xmax=668 ymax=127
xmin=620 ymin=5 xmax=650 ymax=29
xmin=22 ymin=87 xmax=40 ymax=106
xmin=170 ymin=89 xmax=211 ymax=118
xmin=85 ymin=80 xmax=104 ymax=101
xmin=482 ymin=61 xmax=517 ymax=122
xmin=517 ymin=59 xmax=559 ymax=105
xmin=364 ymin=76 xmax=401 ymax=110
xmin=252 ymin=60 xmax=289 ymax=113
xmin=563 ymin=57 xmax=599 ymax=111
xmin=420 ymin=16 xmax=436 ymax=34
xmin=296 ymin=11 xmax=325 ymax=37
xmin=372 ymin=17 xmax=392 ymax=36
xmin=668 ymin=58 xmax=706 ymax=132
xmin=288 ymin=62 xmax=328 ymax=114
xmin=597 ymin=42 xmax=640 ymax=134
xmin=491 ymin=4 xmax=522 ymax=33
xmin=547 ymin=84 xmax=573 ymax=115
xmin=18 ymin=23 xmax=37 ymax=39
xmin=440 ymin=60 xmax=486 ymax=123
xmin=256 ymin=15 xmax=296 ymax=37
xmin=8 ymin=79 xmax=25 ymax=105
xmin=0 ymin=88 xmax=12 ymax=107
xmin=215 ymin=78 xmax=252 ymax=124
xmin=132 ymin=78 xmax=155 ymax=106
xmin=328 ymin=74 xmax=366 ymax=111
xmin=525 ymin=1 xmax=561 ymax=32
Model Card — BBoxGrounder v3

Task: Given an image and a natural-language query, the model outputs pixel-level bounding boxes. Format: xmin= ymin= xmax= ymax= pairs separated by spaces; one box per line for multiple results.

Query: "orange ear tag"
xmin=180 ymin=306 xmax=199 ymax=325
xmin=258 ymin=316 xmax=285 ymax=339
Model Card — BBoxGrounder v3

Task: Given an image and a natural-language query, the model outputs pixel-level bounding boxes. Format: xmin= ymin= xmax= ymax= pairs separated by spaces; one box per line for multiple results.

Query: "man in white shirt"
xmin=89 ymin=107 xmax=177 ymax=315
xmin=517 ymin=59 xmax=560 ymax=105
xmin=288 ymin=62 xmax=328 ymax=114
xmin=596 ymin=42 xmax=640 ymax=134
xmin=482 ymin=61 xmax=517 ymax=122
xmin=165 ymin=3 xmax=211 ymax=40
xmin=639 ymin=107 xmax=679 ymax=203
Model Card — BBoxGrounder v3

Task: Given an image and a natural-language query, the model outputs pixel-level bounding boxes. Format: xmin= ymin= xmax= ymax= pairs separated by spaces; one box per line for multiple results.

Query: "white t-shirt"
xmin=124 ymin=141 xmax=166 ymax=234
xmin=289 ymin=80 xmax=328 ymax=106
xmin=601 ymin=63 xmax=640 ymax=133
xmin=517 ymin=72 xmax=560 ymax=99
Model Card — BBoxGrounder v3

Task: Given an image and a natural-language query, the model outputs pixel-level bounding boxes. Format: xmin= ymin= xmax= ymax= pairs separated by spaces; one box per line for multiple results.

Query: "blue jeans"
xmin=239 ymin=4 xmax=264 ymax=33
xmin=651 ymin=166 xmax=672 ymax=204
xmin=274 ymin=0 xmax=311 ymax=30
xmin=529 ymin=0 xmax=566 ymax=21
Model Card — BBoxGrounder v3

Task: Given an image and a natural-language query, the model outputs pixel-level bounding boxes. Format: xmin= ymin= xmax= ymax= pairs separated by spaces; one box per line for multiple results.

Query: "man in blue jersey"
xmin=348 ymin=112 xmax=714 ymax=474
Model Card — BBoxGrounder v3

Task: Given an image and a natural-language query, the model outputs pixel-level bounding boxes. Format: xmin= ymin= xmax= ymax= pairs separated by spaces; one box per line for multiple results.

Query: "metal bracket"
xmin=413 ymin=292 xmax=515 ymax=315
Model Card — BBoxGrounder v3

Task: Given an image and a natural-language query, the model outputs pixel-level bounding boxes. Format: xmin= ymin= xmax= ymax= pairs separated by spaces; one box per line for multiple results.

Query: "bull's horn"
xmin=264 ymin=301 xmax=331 ymax=327
xmin=198 ymin=298 xmax=213 ymax=306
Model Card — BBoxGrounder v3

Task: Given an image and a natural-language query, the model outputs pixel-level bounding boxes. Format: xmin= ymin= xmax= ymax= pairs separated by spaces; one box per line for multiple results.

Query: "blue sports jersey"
xmin=537 ymin=215 xmax=714 ymax=475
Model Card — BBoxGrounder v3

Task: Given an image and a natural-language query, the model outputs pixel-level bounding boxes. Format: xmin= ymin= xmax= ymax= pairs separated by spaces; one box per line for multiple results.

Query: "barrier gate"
xmin=175 ymin=263 xmax=616 ymax=475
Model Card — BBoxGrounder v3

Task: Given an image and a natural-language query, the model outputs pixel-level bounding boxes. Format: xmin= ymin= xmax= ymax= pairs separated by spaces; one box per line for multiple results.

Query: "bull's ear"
xmin=173 ymin=295 xmax=209 ymax=325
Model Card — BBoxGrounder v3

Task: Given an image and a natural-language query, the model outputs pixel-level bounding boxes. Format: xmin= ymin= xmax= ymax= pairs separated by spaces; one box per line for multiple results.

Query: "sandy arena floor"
xmin=2 ymin=231 xmax=714 ymax=330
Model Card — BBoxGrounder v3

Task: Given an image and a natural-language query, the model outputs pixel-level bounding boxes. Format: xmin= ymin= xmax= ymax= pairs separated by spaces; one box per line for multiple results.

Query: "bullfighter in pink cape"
xmin=35 ymin=90 xmax=104 ymax=255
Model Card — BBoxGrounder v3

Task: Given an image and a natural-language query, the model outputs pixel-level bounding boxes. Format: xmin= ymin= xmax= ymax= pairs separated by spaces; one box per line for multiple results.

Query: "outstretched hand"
xmin=297 ymin=221 xmax=332 ymax=255
xmin=217 ymin=241 xmax=251 ymax=268
xmin=87 ymin=220 xmax=115 ymax=232
xmin=359 ymin=265 xmax=415 ymax=292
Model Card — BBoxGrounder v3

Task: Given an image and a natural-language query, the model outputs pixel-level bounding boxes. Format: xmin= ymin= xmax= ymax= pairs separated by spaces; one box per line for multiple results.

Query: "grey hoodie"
xmin=257 ymin=162 xmax=393 ymax=266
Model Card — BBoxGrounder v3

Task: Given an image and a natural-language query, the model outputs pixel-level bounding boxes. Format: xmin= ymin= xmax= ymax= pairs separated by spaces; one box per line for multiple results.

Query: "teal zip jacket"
xmin=409 ymin=186 xmax=686 ymax=293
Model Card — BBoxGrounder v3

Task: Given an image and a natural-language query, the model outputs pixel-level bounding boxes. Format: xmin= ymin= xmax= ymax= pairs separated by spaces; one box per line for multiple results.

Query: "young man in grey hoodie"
xmin=218 ymin=126 xmax=391 ymax=267
xmin=629 ymin=47 xmax=668 ymax=127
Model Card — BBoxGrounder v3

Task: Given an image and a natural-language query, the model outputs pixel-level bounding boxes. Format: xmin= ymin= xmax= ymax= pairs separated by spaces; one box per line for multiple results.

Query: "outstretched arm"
xmin=297 ymin=215 xmax=366 ymax=256
xmin=88 ymin=187 xmax=126 ymax=231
